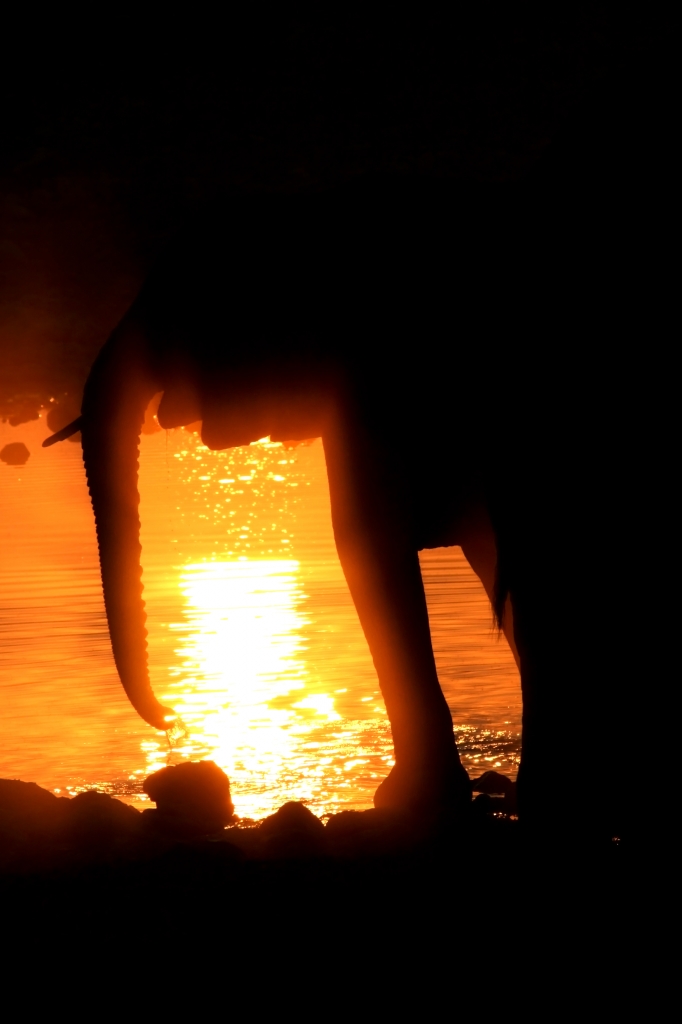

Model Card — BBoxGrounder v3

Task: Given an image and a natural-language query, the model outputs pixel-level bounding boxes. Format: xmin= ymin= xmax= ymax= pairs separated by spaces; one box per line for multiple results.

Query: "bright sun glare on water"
xmin=144 ymin=559 xmax=352 ymax=819
xmin=137 ymin=432 xmax=397 ymax=819
xmin=0 ymin=418 xmax=521 ymax=816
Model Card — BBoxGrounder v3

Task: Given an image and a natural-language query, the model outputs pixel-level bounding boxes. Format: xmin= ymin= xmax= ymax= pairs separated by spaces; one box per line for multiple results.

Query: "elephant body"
xmin=54 ymin=170 xmax=651 ymax=839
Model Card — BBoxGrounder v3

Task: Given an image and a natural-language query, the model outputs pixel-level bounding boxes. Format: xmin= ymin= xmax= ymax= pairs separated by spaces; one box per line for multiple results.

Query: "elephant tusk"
xmin=42 ymin=416 xmax=83 ymax=447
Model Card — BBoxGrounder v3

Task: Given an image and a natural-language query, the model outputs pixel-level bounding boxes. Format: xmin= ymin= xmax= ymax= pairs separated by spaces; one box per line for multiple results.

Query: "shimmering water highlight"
xmin=0 ymin=415 xmax=521 ymax=816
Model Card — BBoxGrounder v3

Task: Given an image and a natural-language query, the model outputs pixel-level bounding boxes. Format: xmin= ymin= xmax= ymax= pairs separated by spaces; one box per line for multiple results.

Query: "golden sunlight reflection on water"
xmin=0 ymin=416 xmax=520 ymax=817
xmin=143 ymin=559 xmax=387 ymax=820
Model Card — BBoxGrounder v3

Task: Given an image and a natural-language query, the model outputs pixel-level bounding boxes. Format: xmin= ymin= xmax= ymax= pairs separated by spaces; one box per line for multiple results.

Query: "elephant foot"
xmin=374 ymin=755 xmax=471 ymax=824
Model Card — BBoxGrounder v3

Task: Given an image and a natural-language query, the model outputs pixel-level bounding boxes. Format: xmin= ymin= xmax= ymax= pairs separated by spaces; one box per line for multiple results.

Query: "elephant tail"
xmin=488 ymin=491 xmax=510 ymax=633
xmin=492 ymin=560 xmax=509 ymax=633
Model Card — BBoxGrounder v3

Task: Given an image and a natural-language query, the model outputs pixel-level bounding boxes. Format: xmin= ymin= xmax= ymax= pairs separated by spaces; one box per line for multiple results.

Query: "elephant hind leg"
xmin=504 ymin=504 xmax=632 ymax=840
xmin=322 ymin=415 xmax=470 ymax=818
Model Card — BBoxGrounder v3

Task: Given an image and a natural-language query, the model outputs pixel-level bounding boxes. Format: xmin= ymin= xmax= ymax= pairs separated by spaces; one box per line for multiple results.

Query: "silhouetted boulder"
xmin=259 ymin=801 xmax=326 ymax=858
xmin=325 ymin=808 xmax=413 ymax=857
xmin=0 ymin=779 xmax=70 ymax=871
xmin=0 ymin=442 xmax=30 ymax=465
xmin=470 ymin=771 xmax=517 ymax=814
xmin=67 ymin=791 xmax=143 ymax=859
xmin=0 ymin=779 xmax=69 ymax=837
xmin=143 ymin=761 xmax=234 ymax=836
xmin=0 ymin=781 xmax=154 ymax=870
xmin=470 ymin=771 xmax=514 ymax=796
xmin=472 ymin=793 xmax=500 ymax=816
xmin=221 ymin=820 xmax=264 ymax=859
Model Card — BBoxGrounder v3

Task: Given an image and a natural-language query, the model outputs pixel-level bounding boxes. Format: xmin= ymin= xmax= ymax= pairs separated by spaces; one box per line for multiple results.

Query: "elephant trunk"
xmin=81 ymin=321 xmax=174 ymax=731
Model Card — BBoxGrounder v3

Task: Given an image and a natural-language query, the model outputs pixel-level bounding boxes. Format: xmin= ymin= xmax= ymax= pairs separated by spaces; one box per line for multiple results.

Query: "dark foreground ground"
xmin=0 ymin=774 xmax=657 ymax=992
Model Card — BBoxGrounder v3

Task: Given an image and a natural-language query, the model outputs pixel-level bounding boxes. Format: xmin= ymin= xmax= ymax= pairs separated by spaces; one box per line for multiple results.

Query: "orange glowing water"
xmin=0 ymin=415 xmax=521 ymax=818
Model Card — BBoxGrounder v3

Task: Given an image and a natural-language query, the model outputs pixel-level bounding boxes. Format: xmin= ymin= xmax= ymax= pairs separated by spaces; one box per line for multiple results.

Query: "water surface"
xmin=0 ymin=414 xmax=521 ymax=818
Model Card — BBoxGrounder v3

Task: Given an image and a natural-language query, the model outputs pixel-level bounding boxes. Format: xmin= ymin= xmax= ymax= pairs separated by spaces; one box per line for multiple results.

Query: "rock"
xmin=470 ymin=770 xmax=514 ymax=796
xmin=259 ymin=801 xmax=325 ymax=838
xmin=472 ymin=793 xmax=501 ymax=815
xmin=67 ymin=791 xmax=143 ymax=857
xmin=258 ymin=801 xmax=326 ymax=858
xmin=0 ymin=779 xmax=69 ymax=837
xmin=143 ymin=761 xmax=234 ymax=835
xmin=0 ymin=442 xmax=30 ymax=466
xmin=325 ymin=808 xmax=413 ymax=857
xmin=221 ymin=821 xmax=264 ymax=859
xmin=470 ymin=771 xmax=517 ymax=814
xmin=0 ymin=779 xmax=70 ymax=871
xmin=325 ymin=809 xmax=371 ymax=839
xmin=0 ymin=781 xmax=153 ymax=870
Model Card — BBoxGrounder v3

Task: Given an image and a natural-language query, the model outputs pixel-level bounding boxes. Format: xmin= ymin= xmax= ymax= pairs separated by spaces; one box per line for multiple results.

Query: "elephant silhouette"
xmin=44 ymin=163 xmax=648 ymax=838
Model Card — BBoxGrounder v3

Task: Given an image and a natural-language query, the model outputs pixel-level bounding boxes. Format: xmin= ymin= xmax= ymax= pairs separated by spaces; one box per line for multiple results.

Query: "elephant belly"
xmin=413 ymin=488 xmax=471 ymax=550
xmin=408 ymin=446 xmax=484 ymax=552
xmin=200 ymin=384 xmax=331 ymax=450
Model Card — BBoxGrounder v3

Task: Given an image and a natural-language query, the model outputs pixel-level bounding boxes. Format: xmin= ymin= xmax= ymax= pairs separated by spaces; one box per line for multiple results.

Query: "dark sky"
xmin=0 ymin=11 xmax=663 ymax=419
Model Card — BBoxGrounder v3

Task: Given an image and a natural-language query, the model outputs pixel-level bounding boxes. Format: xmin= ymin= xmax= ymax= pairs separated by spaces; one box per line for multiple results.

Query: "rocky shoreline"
xmin=1 ymin=762 xmax=647 ymax=988
xmin=0 ymin=763 xmax=522 ymax=877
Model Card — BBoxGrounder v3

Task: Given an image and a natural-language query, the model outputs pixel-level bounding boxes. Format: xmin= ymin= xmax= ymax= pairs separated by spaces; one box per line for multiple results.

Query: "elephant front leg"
xmin=322 ymin=417 xmax=471 ymax=818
